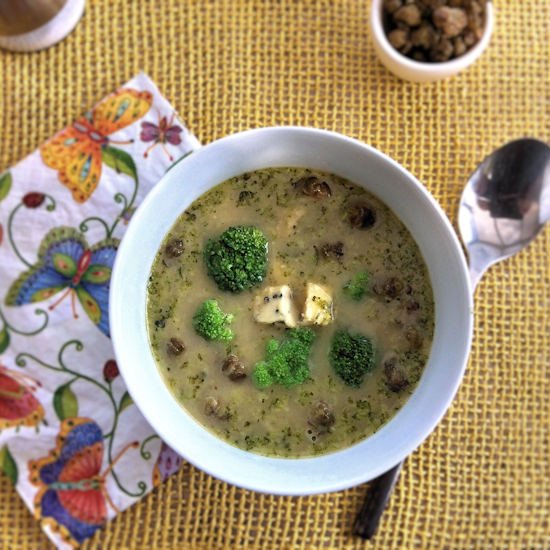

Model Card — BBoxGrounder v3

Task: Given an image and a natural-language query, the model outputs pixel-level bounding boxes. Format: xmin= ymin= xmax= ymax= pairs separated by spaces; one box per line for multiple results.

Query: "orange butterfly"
xmin=40 ymin=89 xmax=153 ymax=203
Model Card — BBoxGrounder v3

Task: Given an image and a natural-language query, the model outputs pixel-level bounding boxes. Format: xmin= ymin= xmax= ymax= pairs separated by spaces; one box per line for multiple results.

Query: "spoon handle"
xmin=353 ymin=462 xmax=403 ymax=539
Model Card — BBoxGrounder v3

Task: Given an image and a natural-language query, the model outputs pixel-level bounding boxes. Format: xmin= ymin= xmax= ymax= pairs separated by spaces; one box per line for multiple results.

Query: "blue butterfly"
xmin=5 ymin=226 xmax=118 ymax=337
xmin=29 ymin=418 xmax=137 ymax=546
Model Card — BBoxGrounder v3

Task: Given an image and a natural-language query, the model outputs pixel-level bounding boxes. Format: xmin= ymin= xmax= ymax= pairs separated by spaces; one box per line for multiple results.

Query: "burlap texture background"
xmin=0 ymin=0 xmax=548 ymax=547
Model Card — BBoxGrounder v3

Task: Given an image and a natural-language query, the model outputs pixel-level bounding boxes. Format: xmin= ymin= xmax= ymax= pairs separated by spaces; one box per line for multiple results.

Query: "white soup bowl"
xmin=110 ymin=127 xmax=473 ymax=495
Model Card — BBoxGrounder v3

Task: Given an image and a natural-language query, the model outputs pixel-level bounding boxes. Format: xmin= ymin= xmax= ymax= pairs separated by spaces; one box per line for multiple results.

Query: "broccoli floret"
xmin=204 ymin=226 xmax=268 ymax=292
xmin=342 ymin=270 xmax=370 ymax=301
xmin=192 ymin=299 xmax=234 ymax=341
xmin=252 ymin=328 xmax=316 ymax=389
xmin=329 ymin=329 xmax=375 ymax=387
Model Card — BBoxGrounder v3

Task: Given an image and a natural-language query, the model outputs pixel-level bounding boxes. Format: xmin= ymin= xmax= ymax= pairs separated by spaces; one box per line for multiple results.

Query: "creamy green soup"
xmin=147 ymin=168 xmax=434 ymax=457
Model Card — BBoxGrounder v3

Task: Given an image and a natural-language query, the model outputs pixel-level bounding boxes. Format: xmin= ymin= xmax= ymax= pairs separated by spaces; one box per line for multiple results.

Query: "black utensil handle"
xmin=353 ymin=461 xmax=404 ymax=540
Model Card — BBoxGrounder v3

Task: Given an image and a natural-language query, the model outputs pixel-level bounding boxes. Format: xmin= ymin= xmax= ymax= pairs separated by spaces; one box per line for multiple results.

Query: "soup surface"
xmin=147 ymin=168 xmax=434 ymax=457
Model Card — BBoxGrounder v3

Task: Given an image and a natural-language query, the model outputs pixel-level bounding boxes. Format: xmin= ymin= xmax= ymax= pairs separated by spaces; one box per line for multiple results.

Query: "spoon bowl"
xmin=459 ymin=138 xmax=550 ymax=288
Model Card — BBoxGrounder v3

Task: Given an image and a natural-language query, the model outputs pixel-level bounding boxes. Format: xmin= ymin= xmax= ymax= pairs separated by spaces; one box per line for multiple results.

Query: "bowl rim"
xmin=110 ymin=126 xmax=473 ymax=495
xmin=370 ymin=0 xmax=494 ymax=74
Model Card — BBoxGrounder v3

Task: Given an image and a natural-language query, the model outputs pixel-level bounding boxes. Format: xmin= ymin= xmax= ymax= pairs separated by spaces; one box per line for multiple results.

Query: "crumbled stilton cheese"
xmin=253 ymin=285 xmax=299 ymax=328
xmin=254 ymin=282 xmax=334 ymax=328
xmin=301 ymin=282 xmax=334 ymax=326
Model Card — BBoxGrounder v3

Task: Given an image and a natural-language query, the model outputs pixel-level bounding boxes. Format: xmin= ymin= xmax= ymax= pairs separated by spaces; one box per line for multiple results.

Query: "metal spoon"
xmin=354 ymin=137 xmax=550 ymax=540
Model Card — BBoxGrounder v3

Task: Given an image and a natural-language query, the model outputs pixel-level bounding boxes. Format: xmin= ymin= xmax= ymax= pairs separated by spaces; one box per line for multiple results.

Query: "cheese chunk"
xmin=301 ymin=282 xmax=334 ymax=326
xmin=253 ymin=285 xmax=299 ymax=328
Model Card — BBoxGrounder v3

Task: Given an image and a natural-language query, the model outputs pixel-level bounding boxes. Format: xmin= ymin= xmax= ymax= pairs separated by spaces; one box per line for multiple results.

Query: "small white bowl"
xmin=110 ymin=127 xmax=473 ymax=495
xmin=370 ymin=0 xmax=494 ymax=82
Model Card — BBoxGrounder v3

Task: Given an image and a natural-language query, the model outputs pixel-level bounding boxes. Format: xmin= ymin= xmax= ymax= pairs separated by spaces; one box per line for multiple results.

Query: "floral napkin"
xmin=0 ymin=73 xmax=200 ymax=548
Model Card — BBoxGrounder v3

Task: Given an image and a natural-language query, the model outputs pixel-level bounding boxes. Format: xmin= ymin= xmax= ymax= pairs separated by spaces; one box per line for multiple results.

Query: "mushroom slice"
xmin=222 ymin=354 xmax=247 ymax=381
xmin=294 ymin=176 xmax=332 ymax=198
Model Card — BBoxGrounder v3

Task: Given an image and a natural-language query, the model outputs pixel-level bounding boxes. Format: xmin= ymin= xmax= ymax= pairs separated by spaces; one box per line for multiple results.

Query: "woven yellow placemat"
xmin=0 ymin=0 xmax=548 ymax=548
